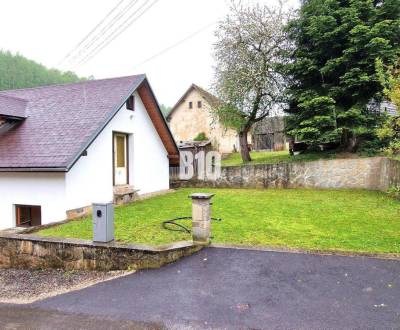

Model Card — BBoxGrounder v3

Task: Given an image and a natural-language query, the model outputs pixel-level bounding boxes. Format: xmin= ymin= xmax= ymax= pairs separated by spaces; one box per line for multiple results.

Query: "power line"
xmin=69 ymin=0 xmax=140 ymax=66
xmin=58 ymin=0 xmax=126 ymax=66
xmin=77 ymin=0 xmax=157 ymax=66
xmin=77 ymin=0 xmax=160 ymax=67
xmin=131 ymin=21 xmax=216 ymax=70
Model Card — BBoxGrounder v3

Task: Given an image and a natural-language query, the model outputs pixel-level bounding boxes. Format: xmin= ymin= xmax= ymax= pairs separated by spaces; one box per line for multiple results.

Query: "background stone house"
xmin=167 ymin=84 xmax=240 ymax=154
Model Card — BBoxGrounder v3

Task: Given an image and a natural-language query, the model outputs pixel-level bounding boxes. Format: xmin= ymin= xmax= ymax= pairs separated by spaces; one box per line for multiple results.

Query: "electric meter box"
xmin=92 ymin=202 xmax=114 ymax=243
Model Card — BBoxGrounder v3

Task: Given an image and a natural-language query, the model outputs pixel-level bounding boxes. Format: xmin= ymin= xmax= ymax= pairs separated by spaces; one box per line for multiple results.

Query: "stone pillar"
xmin=189 ymin=193 xmax=214 ymax=245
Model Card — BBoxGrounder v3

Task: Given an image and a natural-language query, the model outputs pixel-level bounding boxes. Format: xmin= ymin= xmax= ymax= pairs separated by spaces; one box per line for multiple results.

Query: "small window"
xmin=15 ymin=205 xmax=41 ymax=227
xmin=198 ymin=101 xmax=202 ymax=108
xmin=126 ymin=95 xmax=135 ymax=111
xmin=189 ymin=101 xmax=193 ymax=109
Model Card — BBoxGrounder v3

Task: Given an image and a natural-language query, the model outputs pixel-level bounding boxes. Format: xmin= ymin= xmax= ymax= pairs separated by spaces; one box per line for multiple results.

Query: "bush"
xmin=387 ymin=185 xmax=400 ymax=200
xmin=377 ymin=115 xmax=400 ymax=155
xmin=193 ymin=132 xmax=208 ymax=141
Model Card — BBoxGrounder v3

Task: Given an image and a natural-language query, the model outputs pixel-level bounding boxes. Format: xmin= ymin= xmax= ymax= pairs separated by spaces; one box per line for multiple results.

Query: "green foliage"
xmin=376 ymin=57 xmax=400 ymax=109
xmin=0 ymin=50 xmax=84 ymax=90
xmin=285 ymin=0 xmax=400 ymax=150
xmin=193 ymin=132 xmax=208 ymax=141
xmin=36 ymin=188 xmax=400 ymax=253
xmin=387 ymin=185 xmax=400 ymax=200
xmin=213 ymin=2 xmax=290 ymax=161
xmin=159 ymin=104 xmax=172 ymax=118
xmin=377 ymin=115 xmax=400 ymax=154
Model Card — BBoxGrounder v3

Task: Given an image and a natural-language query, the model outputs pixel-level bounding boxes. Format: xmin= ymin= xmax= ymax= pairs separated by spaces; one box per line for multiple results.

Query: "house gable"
xmin=167 ymin=84 xmax=238 ymax=153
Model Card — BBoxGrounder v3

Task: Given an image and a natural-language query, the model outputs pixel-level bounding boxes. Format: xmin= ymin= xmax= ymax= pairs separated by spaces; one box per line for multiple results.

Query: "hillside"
xmin=0 ymin=50 xmax=85 ymax=90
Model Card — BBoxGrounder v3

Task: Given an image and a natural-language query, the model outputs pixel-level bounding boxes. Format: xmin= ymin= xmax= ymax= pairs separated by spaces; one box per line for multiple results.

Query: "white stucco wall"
xmin=0 ymin=92 xmax=170 ymax=230
xmin=0 ymin=172 xmax=66 ymax=229
xmin=66 ymin=91 xmax=170 ymax=210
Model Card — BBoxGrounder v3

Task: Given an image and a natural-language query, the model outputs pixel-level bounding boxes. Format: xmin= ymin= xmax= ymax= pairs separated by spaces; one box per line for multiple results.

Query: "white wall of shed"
xmin=0 ymin=172 xmax=66 ymax=230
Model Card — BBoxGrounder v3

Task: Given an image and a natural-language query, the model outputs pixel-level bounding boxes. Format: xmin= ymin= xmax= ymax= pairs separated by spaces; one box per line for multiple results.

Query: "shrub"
xmin=193 ymin=132 xmax=208 ymax=141
xmin=387 ymin=185 xmax=400 ymax=200
xmin=377 ymin=116 xmax=400 ymax=155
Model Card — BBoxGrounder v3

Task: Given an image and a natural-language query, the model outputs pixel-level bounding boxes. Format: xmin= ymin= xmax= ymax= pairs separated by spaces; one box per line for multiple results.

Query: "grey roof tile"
xmin=0 ymin=75 xmax=145 ymax=169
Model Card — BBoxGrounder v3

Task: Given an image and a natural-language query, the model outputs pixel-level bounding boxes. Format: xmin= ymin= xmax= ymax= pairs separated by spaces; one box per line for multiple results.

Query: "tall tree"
xmin=212 ymin=1 xmax=290 ymax=161
xmin=0 ymin=50 xmax=85 ymax=91
xmin=285 ymin=0 xmax=400 ymax=152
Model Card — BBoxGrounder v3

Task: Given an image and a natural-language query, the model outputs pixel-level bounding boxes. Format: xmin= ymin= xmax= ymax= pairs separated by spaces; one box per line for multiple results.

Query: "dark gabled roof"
xmin=167 ymin=84 xmax=221 ymax=121
xmin=0 ymin=94 xmax=28 ymax=119
xmin=0 ymin=75 xmax=179 ymax=171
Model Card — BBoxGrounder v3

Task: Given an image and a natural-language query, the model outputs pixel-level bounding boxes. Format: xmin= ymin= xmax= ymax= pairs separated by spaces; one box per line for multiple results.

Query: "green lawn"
xmin=222 ymin=150 xmax=338 ymax=166
xmin=36 ymin=188 xmax=400 ymax=254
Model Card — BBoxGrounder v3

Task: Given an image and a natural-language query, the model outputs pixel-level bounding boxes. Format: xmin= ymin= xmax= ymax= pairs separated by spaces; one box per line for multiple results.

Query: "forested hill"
xmin=0 ymin=50 xmax=85 ymax=90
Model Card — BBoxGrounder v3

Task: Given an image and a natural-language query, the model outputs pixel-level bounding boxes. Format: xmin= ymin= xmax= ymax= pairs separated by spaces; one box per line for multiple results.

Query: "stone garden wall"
xmin=382 ymin=157 xmax=400 ymax=189
xmin=174 ymin=157 xmax=400 ymax=191
xmin=0 ymin=232 xmax=201 ymax=271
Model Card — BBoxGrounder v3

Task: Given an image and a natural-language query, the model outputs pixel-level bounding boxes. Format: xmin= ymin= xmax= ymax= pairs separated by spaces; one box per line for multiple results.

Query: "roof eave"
xmin=138 ymin=79 xmax=179 ymax=155
xmin=0 ymin=167 xmax=68 ymax=172
xmin=0 ymin=114 xmax=27 ymax=120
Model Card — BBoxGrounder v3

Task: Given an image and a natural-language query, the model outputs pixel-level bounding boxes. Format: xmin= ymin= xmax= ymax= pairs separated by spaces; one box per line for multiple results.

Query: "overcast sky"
xmin=0 ymin=0 xmax=299 ymax=106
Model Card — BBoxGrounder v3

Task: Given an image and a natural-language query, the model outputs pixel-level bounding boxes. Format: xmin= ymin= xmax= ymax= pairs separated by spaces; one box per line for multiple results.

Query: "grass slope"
xmin=37 ymin=188 xmax=400 ymax=254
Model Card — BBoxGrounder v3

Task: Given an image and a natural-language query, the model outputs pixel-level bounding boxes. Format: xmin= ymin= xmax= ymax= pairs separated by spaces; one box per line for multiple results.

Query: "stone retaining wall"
xmin=383 ymin=158 xmax=400 ymax=189
xmin=0 ymin=233 xmax=201 ymax=271
xmin=173 ymin=157 xmax=400 ymax=191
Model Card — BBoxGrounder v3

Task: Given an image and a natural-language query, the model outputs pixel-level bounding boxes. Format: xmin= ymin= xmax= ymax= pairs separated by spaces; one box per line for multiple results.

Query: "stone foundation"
xmin=66 ymin=205 xmax=92 ymax=220
xmin=113 ymin=185 xmax=139 ymax=205
xmin=173 ymin=157 xmax=400 ymax=191
xmin=0 ymin=232 xmax=201 ymax=271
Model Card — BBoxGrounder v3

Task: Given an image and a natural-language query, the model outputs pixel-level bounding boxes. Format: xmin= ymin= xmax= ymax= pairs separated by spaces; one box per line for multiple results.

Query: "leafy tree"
xmin=376 ymin=58 xmax=400 ymax=154
xmin=285 ymin=0 xmax=400 ymax=152
xmin=376 ymin=57 xmax=400 ymax=109
xmin=212 ymin=1 xmax=290 ymax=161
xmin=377 ymin=115 xmax=400 ymax=154
xmin=0 ymin=50 xmax=84 ymax=90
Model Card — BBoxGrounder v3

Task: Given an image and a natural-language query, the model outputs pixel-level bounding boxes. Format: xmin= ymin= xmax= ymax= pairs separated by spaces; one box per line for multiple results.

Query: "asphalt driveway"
xmin=1 ymin=247 xmax=400 ymax=329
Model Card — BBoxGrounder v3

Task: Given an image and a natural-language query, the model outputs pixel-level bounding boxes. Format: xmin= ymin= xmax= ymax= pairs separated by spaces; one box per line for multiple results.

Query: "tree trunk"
xmin=239 ymin=130 xmax=251 ymax=162
xmin=341 ymin=129 xmax=359 ymax=152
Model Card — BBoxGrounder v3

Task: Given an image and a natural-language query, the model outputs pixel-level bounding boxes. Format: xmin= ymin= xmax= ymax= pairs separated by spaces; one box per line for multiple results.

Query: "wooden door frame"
xmin=112 ymin=132 xmax=130 ymax=186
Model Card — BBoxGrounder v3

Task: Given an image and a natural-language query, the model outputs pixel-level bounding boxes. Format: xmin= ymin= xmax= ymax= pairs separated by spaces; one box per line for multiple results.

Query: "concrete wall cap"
xmin=189 ymin=193 xmax=215 ymax=199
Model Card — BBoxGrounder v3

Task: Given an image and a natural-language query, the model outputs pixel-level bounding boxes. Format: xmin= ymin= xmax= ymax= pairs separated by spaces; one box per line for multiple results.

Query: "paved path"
xmin=1 ymin=248 xmax=400 ymax=329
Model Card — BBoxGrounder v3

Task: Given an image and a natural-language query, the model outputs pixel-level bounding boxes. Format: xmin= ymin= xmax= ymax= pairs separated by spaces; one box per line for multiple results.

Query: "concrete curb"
xmin=209 ymin=243 xmax=400 ymax=261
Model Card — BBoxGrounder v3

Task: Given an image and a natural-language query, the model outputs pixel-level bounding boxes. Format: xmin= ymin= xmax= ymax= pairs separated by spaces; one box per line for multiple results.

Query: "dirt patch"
xmin=0 ymin=268 xmax=133 ymax=304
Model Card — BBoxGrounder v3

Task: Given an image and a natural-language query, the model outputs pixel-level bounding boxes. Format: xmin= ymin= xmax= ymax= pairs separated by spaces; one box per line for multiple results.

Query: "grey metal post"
xmin=189 ymin=193 xmax=214 ymax=245
xmin=92 ymin=202 xmax=114 ymax=243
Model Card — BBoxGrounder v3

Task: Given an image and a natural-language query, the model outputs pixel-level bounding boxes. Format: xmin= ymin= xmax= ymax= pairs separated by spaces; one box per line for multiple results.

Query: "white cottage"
xmin=0 ymin=75 xmax=179 ymax=230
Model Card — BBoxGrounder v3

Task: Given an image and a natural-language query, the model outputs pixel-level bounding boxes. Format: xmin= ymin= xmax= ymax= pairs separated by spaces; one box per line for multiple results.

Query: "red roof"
xmin=0 ymin=75 xmax=178 ymax=171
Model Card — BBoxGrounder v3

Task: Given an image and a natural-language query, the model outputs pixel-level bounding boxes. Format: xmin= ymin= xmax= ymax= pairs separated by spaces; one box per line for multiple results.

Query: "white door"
xmin=114 ymin=133 xmax=128 ymax=185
